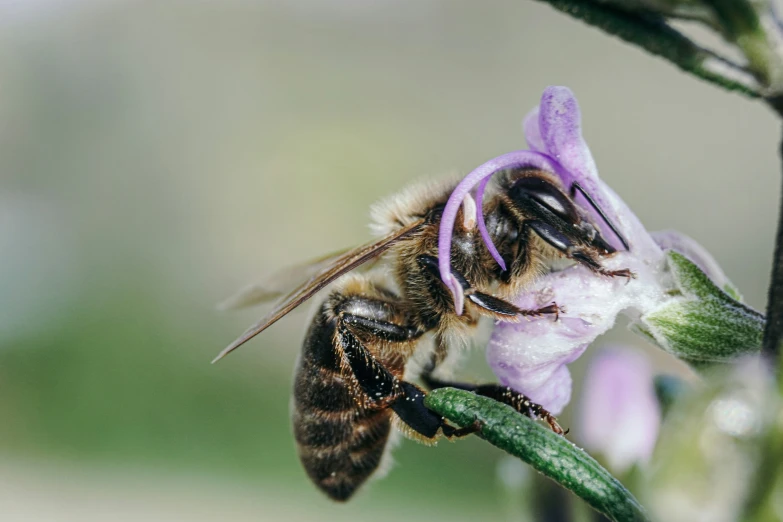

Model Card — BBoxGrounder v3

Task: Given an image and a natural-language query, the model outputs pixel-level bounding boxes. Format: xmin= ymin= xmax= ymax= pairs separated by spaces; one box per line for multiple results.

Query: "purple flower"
xmin=438 ymin=86 xmax=740 ymax=414
xmin=578 ymin=348 xmax=661 ymax=473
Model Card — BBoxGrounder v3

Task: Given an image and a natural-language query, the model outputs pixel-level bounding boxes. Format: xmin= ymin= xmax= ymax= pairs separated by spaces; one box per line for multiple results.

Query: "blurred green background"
xmin=0 ymin=1 xmax=779 ymax=520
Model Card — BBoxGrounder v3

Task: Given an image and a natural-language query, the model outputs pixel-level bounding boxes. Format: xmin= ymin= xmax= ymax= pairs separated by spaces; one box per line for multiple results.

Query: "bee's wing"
xmin=212 ymin=219 xmax=425 ymax=363
xmin=217 ymin=247 xmax=356 ymax=311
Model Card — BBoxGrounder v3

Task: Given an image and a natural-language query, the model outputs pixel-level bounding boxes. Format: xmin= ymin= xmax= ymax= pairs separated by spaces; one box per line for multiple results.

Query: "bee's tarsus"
xmin=599 ymin=267 xmax=636 ymax=283
xmin=545 ymin=416 xmax=566 ymax=435
xmin=442 ymin=420 xmax=483 ymax=439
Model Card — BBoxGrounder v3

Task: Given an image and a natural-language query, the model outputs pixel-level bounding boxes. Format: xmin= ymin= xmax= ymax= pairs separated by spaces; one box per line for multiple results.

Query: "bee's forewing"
xmin=216 ymin=247 xmax=355 ymax=311
xmin=212 ymin=219 xmax=425 ymax=363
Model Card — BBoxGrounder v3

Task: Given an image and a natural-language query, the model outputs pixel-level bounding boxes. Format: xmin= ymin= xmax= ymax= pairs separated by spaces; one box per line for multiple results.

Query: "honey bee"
xmin=214 ymin=167 xmax=631 ymax=501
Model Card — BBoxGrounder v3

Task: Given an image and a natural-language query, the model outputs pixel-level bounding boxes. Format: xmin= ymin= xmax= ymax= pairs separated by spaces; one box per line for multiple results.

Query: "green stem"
xmin=740 ymin=427 xmax=782 ymax=522
xmin=705 ymin=0 xmax=783 ymax=92
xmin=763 ymin=126 xmax=783 ymax=366
xmin=589 ymin=0 xmax=722 ymax=31
xmin=425 ymin=388 xmax=650 ymax=522
xmin=534 ymin=0 xmax=761 ymax=97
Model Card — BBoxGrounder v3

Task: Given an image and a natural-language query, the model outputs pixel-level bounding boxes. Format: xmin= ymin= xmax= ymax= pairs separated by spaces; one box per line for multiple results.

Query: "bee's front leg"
xmin=335 ymin=309 xmax=455 ymax=441
xmin=525 ymin=220 xmax=634 ymax=281
xmin=416 ymin=254 xmax=562 ymax=320
xmin=463 ymin=291 xmax=563 ymax=321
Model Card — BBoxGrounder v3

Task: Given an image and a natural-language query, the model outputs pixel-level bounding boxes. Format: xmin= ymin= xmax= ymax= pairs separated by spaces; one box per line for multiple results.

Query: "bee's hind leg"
xmin=335 ymin=309 xmax=460 ymax=441
xmin=440 ymin=420 xmax=483 ymax=439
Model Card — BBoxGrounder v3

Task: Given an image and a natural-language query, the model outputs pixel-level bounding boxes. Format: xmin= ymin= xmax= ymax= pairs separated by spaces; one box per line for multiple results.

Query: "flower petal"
xmin=487 ymin=252 xmax=670 ymax=414
xmin=596 ymin=180 xmax=662 ymax=259
xmin=538 ymin=86 xmax=598 ymax=189
xmin=650 ymin=230 xmax=731 ymax=289
xmin=522 ymin=107 xmax=545 ymax=152
xmin=538 ymin=87 xmax=634 ymax=253
xmin=579 ymin=348 xmax=661 ymax=473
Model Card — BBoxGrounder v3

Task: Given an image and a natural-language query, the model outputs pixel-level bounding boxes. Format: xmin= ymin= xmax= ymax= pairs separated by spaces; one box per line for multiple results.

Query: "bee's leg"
xmin=334 ymin=310 xmax=420 ymax=408
xmin=464 ymin=291 xmax=562 ymax=321
xmin=416 ymin=254 xmax=562 ymax=319
xmin=440 ymin=420 xmax=483 ymax=439
xmin=340 ymin=313 xmax=421 ymax=343
xmin=421 ymin=334 xmax=563 ymax=434
xmin=525 ymin=220 xmax=635 ymax=280
xmin=472 ymin=384 xmax=564 ymax=434
xmin=568 ymin=182 xmax=629 ymax=251
xmin=334 ymin=308 xmax=456 ymax=440
xmin=422 ymin=375 xmax=564 ymax=435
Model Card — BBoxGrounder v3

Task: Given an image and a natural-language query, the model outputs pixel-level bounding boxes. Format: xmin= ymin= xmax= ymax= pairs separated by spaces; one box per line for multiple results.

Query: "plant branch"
xmin=589 ymin=0 xmax=722 ymax=31
xmin=424 ymin=388 xmax=650 ymax=522
xmin=763 ymin=125 xmax=783 ymax=365
xmin=705 ymin=0 xmax=783 ymax=93
xmin=534 ymin=0 xmax=761 ymax=97
xmin=740 ymin=427 xmax=782 ymax=522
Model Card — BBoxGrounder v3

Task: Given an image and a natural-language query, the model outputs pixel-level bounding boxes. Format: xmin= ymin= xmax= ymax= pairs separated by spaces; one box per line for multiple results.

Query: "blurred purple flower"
xmin=579 ymin=348 xmax=661 ymax=473
xmin=438 ymin=86 xmax=733 ymax=414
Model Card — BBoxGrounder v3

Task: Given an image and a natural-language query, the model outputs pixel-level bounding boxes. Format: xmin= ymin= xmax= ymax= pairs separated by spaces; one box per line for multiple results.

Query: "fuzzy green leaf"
xmin=640 ymin=251 xmax=764 ymax=364
xmin=724 ymin=282 xmax=743 ymax=302
xmin=424 ymin=388 xmax=650 ymax=522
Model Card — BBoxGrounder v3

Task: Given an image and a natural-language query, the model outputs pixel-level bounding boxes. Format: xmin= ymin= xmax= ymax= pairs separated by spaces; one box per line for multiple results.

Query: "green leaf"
xmin=424 ymin=388 xmax=650 ymax=522
xmin=724 ymin=282 xmax=743 ymax=302
xmin=639 ymin=251 xmax=765 ymax=364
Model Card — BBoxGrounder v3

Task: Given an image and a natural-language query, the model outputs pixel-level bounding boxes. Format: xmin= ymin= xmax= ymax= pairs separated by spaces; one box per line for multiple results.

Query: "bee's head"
xmin=505 ymin=173 xmax=619 ymax=255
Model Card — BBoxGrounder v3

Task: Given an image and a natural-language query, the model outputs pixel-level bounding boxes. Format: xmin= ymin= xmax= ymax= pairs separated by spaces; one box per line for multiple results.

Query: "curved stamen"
xmin=438 ymin=150 xmax=561 ymax=315
xmin=475 ymin=176 xmax=506 ymax=271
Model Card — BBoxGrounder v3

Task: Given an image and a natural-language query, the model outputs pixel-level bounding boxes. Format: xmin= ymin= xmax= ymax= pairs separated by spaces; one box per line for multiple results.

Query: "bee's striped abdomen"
xmin=292 ymin=307 xmax=392 ymax=502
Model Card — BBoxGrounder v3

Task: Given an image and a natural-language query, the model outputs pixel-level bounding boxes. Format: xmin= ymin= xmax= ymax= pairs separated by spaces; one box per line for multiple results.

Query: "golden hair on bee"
xmin=369 ymin=174 xmax=462 ymax=237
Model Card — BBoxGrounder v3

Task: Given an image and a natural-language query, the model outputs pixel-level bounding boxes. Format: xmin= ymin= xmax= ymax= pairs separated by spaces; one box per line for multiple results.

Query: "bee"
xmin=214 ymin=167 xmax=631 ymax=501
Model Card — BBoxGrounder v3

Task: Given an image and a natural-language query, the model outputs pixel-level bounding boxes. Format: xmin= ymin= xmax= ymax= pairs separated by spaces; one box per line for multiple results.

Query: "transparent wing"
xmin=212 ymin=219 xmax=425 ymax=363
xmin=217 ymin=247 xmax=355 ymax=311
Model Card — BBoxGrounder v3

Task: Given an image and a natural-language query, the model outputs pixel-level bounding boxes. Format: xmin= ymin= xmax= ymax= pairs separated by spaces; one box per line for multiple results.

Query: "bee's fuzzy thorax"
xmin=369 ymin=175 xmax=460 ymax=237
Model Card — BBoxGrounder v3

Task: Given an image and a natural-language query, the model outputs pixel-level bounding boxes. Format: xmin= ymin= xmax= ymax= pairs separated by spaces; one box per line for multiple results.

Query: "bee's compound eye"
xmin=509 ymin=177 xmax=579 ymax=224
